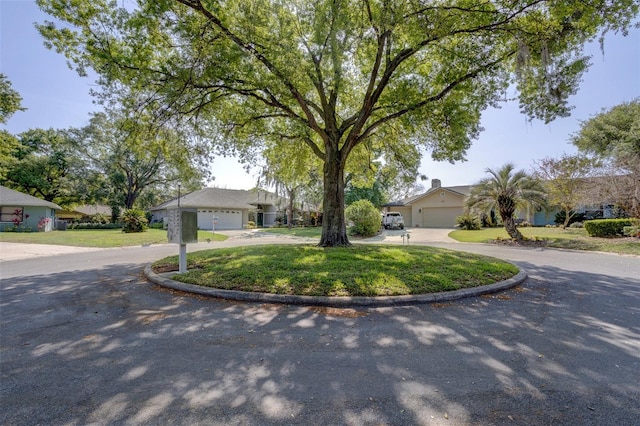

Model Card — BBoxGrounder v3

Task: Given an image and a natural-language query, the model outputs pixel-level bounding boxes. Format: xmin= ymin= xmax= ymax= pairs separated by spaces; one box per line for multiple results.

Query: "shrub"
xmin=68 ymin=222 xmax=123 ymax=230
xmin=584 ymin=219 xmax=633 ymax=237
xmin=455 ymin=213 xmax=482 ymax=230
xmin=623 ymin=218 xmax=640 ymax=237
xmin=90 ymin=213 xmax=110 ymax=224
xmin=345 ymin=200 xmax=381 ymax=237
xmin=623 ymin=226 xmax=640 ymax=237
xmin=120 ymin=209 xmax=148 ymax=233
xmin=569 ymin=221 xmax=584 ymax=228
xmin=246 ymin=221 xmax=256 ymax=229
xmin=148 ymin=222 xmax=164 ymax=229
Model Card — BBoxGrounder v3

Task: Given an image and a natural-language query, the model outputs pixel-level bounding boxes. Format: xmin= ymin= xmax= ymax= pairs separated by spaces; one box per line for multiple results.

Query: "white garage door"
xmin=197 ymin=209 xmax=243 ymax=230
xmin=421 ymin=207 xmax=462 ymax=228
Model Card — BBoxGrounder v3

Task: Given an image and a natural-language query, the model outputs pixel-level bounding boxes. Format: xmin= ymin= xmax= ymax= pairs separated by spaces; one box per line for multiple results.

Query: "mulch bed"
xmin=489 ymin=238 xmax=549 ymax=248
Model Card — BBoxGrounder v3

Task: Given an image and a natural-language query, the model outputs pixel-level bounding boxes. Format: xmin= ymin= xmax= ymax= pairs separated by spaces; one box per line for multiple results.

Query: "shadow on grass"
xmin=1 ymin=260 xmax=639 ymax=425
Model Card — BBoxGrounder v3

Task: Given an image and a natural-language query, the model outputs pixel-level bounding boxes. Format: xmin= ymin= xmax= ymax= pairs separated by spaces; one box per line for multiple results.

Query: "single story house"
xmin=0 ymin=185 xmax=60 ymax=232
xmin=382 ymin=179 xmax=557 ymax=228
xmin=57 ymin=205 xmax=112 ymax=222
xmin=149 ymin=187 xmax=287 ymax=230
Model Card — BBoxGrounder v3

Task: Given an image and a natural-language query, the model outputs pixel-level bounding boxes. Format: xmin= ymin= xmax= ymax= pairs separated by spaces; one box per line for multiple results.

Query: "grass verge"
xmin=0 ymin=229 xmax=228 ymax=248
xmin=449 ymin=227 xmax=640 ymax=256
xmin=260 ymin=227 xmax=323 ymax=238
xmin=152 ymin=244 xmax=519 ymax=297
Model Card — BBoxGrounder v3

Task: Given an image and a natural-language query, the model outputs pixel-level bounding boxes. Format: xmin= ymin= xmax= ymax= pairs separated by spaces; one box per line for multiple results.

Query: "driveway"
xmin=366 ymin=227 xmax=457 ymax=244
xmin=1 ymin=234 xmax=639 ymax=425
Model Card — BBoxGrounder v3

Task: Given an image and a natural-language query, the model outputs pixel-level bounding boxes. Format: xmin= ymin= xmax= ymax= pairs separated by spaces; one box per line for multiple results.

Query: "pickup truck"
xmin=382 ymin=212 xmax=404 ymax=229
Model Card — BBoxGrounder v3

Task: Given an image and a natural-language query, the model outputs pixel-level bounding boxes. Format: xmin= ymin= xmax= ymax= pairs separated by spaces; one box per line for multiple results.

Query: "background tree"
xmin=0 ymin=74 xmax=26 ymax=180
xmin=0 ymin=74 xmax=25 ymax=124
xmin=533 ymin=154 xmax=594 ymax=227
xmin=37 ymin=0 xmax=639 ymax=246
xmin=571 ymin=99 xmax=640 ymax=217
xmin=1 ymin=128 xmax=91 ymax=206
xmin=466 ymin=163 xmax=547 ymax=240
xmin=72 ymin=111 xmax=210 ymax=209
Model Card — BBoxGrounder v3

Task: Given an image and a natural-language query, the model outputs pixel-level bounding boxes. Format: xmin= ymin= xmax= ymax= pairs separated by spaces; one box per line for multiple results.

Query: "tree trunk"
xmin=287 ymin=187 xmax=295 ymax=229
xmin=498 ymin=196 xmax=523 ymax=240
xmin=319 ymin=149 xmax=350 ymax=247
xmin=563 ymin=207 xmax=572 ymax=229
xmin=503 ymin=217 xmax=523 ymax=240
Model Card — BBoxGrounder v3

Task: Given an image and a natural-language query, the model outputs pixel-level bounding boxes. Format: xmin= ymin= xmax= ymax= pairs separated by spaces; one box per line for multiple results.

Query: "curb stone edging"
xmin=144 ymin=264 xmax=527 ymax=307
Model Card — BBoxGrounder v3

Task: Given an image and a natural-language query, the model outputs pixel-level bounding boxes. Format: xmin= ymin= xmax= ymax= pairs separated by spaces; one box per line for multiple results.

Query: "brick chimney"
xmin=431 ymin=179 xmax=441 ymax=188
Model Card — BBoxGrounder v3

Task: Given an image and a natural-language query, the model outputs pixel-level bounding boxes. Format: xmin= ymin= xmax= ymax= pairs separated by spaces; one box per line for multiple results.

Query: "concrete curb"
xmin=144 ymin=263 xmax=527 ymax=307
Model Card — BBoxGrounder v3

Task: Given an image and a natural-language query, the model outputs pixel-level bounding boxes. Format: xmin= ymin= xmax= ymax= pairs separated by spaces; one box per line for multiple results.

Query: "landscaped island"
xmin=152 ymin=245 xmax=519 ymax=297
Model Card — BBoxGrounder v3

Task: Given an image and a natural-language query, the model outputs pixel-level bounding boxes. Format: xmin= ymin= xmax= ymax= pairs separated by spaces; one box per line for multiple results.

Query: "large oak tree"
xmin=71 ymin=111 xmax=210 ymax=209
xmin=37 ymin=0 xmax=639 ymax=245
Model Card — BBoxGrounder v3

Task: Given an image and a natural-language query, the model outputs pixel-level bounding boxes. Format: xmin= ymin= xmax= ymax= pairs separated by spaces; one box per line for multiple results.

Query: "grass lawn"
xmin=153 ymin=244 xmax=519 ymax=297
xmin=449 ymin=227 xmax=640 ymax=256
xmin=0 ymin=229 xmax=228 ymax=248
xmin=260 ymin=227 xmax=323 ymax=238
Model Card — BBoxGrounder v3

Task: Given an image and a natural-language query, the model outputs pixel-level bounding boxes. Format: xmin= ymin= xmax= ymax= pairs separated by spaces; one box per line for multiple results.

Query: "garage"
xmin=421 ymin=207 xmax=462 ymax=228
xmin=197 ymin=209 xmax=243 ymax=230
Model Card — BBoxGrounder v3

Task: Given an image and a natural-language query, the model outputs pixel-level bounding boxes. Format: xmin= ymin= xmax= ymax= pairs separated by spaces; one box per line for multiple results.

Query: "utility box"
xmin=167 ymin=208 xmax=198 ymax=244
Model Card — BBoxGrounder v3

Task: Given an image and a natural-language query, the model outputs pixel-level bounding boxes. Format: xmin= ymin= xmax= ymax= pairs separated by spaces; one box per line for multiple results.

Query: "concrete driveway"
xmin=1 ymin=233 xmax=639 ymax=425
xmin=366 ymin=227 xmax=457 ymax=244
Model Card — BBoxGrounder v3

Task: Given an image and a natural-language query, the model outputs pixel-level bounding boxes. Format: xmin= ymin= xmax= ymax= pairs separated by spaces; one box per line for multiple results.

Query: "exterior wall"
xmin=0 ymin=206 xmax=55 ymax=232
xmin=56 ymin=211 xmax=84 ymax=221
xmin=532 ymin=209 xmax=556 ymax=226
xmin=262 ymin=205 xmax=281 ymax=227
xmin=411 ymin=191 xmax=465 ymax=228
xmin=150 ymin=210 xmax=168 ymax=224
xmin=151 ymin=208 xmax=247 ymax=230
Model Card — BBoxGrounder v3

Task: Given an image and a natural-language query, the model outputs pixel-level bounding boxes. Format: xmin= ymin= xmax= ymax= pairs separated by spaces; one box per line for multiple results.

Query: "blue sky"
xmin=1 ymin=1 xmax=639 ymax=192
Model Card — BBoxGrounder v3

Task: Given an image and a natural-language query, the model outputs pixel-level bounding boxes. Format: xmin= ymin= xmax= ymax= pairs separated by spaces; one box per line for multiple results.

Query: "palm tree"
xmin=466 ymin=164 xmax=547 ymax=240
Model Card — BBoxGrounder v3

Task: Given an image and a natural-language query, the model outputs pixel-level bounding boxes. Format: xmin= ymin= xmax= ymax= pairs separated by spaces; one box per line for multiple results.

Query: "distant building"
xmin=149 ymin=187 xmax=287 ymax=230
xmin=0 ymin=186 xmax=60 ymax=232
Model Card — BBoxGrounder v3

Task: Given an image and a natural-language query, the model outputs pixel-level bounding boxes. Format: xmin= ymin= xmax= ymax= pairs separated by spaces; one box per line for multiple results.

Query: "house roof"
xmin=150 ymin=187 xmax=287 ymax=211
xmin=59 ymin=205 xmax=112 ymax=216
xmin=384 ymin=185 xmax=472 ymax=207
xmin=0 ymin=186 xmax=61 ymax=210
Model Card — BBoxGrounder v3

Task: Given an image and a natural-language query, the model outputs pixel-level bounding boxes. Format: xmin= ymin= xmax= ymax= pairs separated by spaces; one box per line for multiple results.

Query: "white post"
xmin=179 ymin=243 xmax=187 ymax=273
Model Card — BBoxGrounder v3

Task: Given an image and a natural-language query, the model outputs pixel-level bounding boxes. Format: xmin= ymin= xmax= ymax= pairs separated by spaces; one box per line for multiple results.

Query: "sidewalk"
xmin=0 ymin=242 xmax=102 ymax=262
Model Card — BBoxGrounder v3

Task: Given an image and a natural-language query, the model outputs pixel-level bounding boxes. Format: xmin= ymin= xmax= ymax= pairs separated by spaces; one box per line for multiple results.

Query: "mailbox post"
xmin=167 ymin=208 xmax=198 ymax=273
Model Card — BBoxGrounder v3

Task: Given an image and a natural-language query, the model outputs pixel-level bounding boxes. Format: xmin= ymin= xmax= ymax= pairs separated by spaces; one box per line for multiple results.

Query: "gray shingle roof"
xmin=384 ymin=185 xmax=473 ymax=207
xmin=0 ymin=186 xmax=61 ymax=210
xmin=150 ymin=187 xmax=286 ymax=211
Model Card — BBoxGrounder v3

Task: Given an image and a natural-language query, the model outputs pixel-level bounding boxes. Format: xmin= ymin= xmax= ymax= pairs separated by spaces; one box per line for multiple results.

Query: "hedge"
xmin=67 ymin=223 xmax=123 ymax=230
xmin=584 ymin=219 xmax=633 ymax=237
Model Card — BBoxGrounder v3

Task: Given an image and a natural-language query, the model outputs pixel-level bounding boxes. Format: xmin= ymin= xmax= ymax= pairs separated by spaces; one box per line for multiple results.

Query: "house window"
xmin=1 ymin=206 xmax=23 ymax=223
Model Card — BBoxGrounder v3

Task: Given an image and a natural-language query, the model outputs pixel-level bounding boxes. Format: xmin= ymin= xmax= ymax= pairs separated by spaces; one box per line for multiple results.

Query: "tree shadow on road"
xmin=1 ymin=261 xmax=638 ymax=425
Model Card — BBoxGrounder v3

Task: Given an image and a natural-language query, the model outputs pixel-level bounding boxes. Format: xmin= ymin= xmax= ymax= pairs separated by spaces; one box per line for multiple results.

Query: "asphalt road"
xmin=1 ymin=233 xmax=639 ymax=425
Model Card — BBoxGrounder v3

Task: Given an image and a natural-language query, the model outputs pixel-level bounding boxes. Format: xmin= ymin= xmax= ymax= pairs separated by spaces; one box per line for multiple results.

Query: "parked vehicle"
xmin=382 ymin=212 xmax=404 ymax=229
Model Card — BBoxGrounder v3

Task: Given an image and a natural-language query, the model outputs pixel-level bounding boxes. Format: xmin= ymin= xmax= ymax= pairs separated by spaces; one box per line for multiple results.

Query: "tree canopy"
xmin=0 ymin=74 xmax=25 ymax=124
xmin=0 ymin=75 xmax=27 ymax=180
xmin=571 ymin=99 xmax=640 ymax=217
xmin=37 ymin=0 xmax=639 ymax=245
xmin=533 ymin=154 xmax=593 ymax=227
xmin=1 ymin=128 xmax=92 ymax=205
xmin=71 ymin=111 xmax=210 ymax=209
